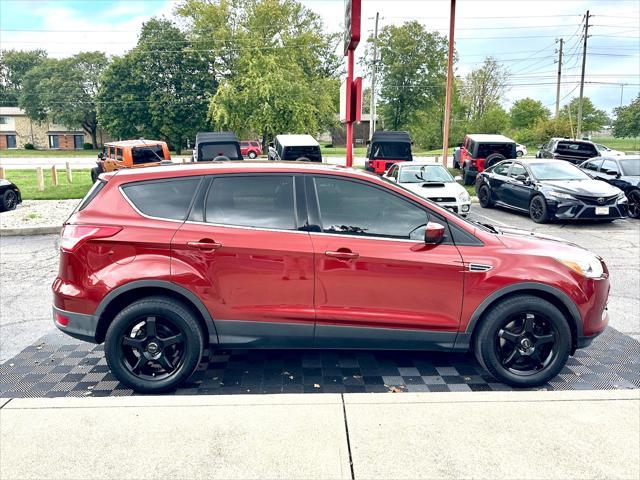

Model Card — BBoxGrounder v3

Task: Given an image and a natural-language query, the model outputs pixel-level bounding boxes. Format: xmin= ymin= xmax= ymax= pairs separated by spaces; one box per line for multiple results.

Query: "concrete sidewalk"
xmin=1 ymin=390 xmax=638 ymax=480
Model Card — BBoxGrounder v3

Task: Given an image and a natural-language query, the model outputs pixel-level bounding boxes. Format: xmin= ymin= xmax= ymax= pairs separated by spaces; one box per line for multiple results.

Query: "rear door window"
xmin=492 ymin=162 xmax=512 ymax=176
xmin=205 ymin=175 xmax=296 ymax=230
xmin=122 ymin=177 xmax=202 ymax=220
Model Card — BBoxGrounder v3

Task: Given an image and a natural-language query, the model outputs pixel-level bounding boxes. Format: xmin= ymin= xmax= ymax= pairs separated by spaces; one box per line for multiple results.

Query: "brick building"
xmin=0 ymin=107 xmax=109 ymax=150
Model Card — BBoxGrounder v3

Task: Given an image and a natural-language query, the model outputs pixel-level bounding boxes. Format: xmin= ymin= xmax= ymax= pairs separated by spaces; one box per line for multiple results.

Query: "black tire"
xmin=248 ymin=151 xmax=257 ymax=159
xmin=463 ymin=168 xmax=474 ymax=186
xmin=1 ymin=190 xmax=18 ymax=211
xmin=90 ymin=167 xmax=100 ymax=183
xmin=516 ymin=150 xmax=524 ymax=157
xmin=474 ymin=295 xmax=571 ymax=387
xmin=627 ymin=189 xmax=640 ymax=219
xmin=105 ymin=296 xmax=204 ymax=393
xmin=484 ymin=153 xmax=506 ymax=169
xmin=529 ymin=195 xmax=549 ymax=223
xmin=478 ymin=184 xmax=494 ymax=208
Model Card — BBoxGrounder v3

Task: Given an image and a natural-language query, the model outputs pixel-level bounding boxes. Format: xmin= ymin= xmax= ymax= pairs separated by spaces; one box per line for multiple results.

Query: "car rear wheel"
xmin=516 ymin=150 xmax=523 ymax=157
xmin=91 ymin=167 xmax=100 ymax=183
xmin=463 ymin=168 xmax=474 ymax=185
xmin=478 ymin=184 xmax=494 ymax=208
xmin=1 ymin=190 xmax=18 ymax=211
xmin=529 ymin=195 xmax=549 ymax=223
xmin=105 ymin=296 xmax=204 ymax=393
xmin=248 ymin=151 xmax=257 ymax=159
xmin=627 ymin=189 xmax=640 ymax=219
xmin=474 ymin=295 xmax=571 ymax=387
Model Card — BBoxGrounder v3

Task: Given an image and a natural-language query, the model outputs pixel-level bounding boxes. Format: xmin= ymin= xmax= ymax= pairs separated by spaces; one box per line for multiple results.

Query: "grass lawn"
xmin=3 ymin=168 xmax=93 ymax=200
xmin=591 ymin=137 xmax=640 ymax=152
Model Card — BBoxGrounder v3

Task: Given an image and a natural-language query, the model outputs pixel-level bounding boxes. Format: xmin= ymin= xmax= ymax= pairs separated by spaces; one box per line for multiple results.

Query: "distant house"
xmin=330 ymin=113 xmax=378 ymax=147
xmin=0 ymin=107 xmax=109 ymax=150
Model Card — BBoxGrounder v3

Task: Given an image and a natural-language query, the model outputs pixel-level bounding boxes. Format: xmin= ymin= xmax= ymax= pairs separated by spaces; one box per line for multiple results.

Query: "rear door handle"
xmin=325 ymin=250 xmax=359 ymax=260
xmin=187 ymin=240 xmax=222 ymax=251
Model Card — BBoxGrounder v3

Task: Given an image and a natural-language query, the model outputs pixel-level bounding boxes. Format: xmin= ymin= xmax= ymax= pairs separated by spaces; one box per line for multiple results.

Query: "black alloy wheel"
xmin=627 ymin=190 xmax=640 ymax=219
xmin=474 ymin=295 xmax=571 ymax=387
xmin=105 ymin=297 xmax=203 ymax=393
xmin=529 ymin=195 xmax=549 ymax=223
xmin=478 ymin=184 xmax=494 ymax=208
xmin=2 ymin=190 xmax=18 ymax=211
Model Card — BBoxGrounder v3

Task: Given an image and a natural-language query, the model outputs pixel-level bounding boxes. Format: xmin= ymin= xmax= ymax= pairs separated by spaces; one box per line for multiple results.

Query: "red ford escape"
xmin=53 ymin=163 xmax=610 ymax=392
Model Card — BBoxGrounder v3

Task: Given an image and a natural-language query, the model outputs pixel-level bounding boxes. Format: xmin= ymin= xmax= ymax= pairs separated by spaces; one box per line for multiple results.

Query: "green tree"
xmin=461 ymin=57 xmax=510 ymax=120
xmin=0 ymin=49 xmax=47 ymax=106
xmin=180 ymin=0 xmax=340 ymax=143
xmin=613 ymin=95 xmax=640 ymax=138
xmin=97 ymin=19 xmax=214 ymax=152
xmin=371 ymin=21 xmax=448 ymax=131
xmin=20 ymin=52 xmax=107 ymax=147
xmin=510 ymin=98 xmax=550 ymax=129
xmin=470 ymin=105 xmax=510 ymax=134
xmin=560 ymin=97 xmax=608 ymax=134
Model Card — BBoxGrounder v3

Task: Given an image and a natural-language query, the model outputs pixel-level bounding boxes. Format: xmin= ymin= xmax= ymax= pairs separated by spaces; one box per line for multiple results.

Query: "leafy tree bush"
xmin=24 ymin=143 xmax=34 ymax=150
xmin=613 ymin=95 xmax=640 ymax=138
xmin=82 ymin=142 xmax=93 ymax=150
xmin=510 ymin=98 xmax=550 ymax=129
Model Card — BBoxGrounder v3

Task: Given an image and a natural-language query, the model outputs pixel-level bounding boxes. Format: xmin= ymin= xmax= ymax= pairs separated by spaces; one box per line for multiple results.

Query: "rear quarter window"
xmin=121 ymin=177 xmax=202 ymax=220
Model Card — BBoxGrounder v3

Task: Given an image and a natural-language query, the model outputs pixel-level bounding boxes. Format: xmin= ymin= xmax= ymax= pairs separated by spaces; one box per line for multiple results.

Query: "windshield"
xmin=619 ymin=158 xmax=640 ymax=176
xmin=198 ymin=142 xmax=241 ymax=161
xmin=370 ymin=142 xmax=412 ymax=160
xmin=529 ymin=162 xmax=591 ymax=181
xmin=399 ymin=165 xmax=454 ymax=183
xmin=282 ymin=145 xmax=321 ymax=161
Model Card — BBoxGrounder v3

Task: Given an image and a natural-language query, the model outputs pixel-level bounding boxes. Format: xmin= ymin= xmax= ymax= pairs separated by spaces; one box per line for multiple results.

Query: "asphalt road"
xmin=1 ymin=208 xmax=638 ymax=363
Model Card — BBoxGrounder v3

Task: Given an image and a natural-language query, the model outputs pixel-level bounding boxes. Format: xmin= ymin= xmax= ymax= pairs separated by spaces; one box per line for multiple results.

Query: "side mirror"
xmin=98 ymin=152 xmax=104 ymax=159
xmin=424 ymin=222 xmax=445 ymax=245
xmin=454 ymin=175 xmax=462 ymax=182
xmin=515 ymin=174 xmax=527 ymax=183
xmin=605 ymin=170 xmax=619 ymax=176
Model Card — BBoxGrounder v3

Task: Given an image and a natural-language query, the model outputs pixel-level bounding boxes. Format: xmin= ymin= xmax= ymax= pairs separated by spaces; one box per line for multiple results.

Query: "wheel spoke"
xmin=162 ymin=333 xmax=184 ymax=348
xmin=145 ymin=316 xmax=157 ymax=338
xmin=535 ymin=333 xmax=555 ymax=346
xmin=498 ymin=328 xmax=520 ymax=344
xmin=157 ymin=354 xmax=175 ymax=373
xmin=502 ymin=348 xmax=521 ymax=368
xmin=523 ymin=314 xmax=535 ymax=333
xmin=122 ymin=336 xmax=145 ymax=351
xmin=132 ymin=354 xmax=148 ymax=372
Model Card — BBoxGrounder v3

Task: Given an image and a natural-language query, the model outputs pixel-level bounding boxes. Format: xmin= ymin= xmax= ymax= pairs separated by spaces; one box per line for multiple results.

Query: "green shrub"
xmin=82 ymin=142 xmax=93 ymax=150
xmin=24 ymin=143 xmax=35 ymax=150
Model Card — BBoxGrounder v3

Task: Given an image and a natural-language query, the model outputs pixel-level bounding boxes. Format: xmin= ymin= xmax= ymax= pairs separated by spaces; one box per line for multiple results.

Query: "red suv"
xmin=240 ymin=141 xmax=262 ymax=159
xmin=52 ymin=163 xmax=610 ymax=392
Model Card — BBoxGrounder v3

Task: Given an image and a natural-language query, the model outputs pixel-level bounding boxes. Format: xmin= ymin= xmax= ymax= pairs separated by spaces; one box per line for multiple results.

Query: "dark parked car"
xmin=193 ymin=132 xmax=243 ymax=162
xmin=535 ymin=138 xmax=599 ymax=164
xmin=0 ymin=179 xmax=21 ymax=211
xmin=459 ymin=134 xmax=517 ymax=185
xmin=579 ymin=156 xmax=640 ymax=218
xmin=476 ymin=159 xmax=628 ymax=223
xmin=53 ymin=163 xmax=610 ymax=392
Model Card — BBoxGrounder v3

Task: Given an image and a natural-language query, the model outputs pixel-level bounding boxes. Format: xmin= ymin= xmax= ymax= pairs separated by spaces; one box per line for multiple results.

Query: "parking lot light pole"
xmin=441 ymin=0 xmax=456 ymax=168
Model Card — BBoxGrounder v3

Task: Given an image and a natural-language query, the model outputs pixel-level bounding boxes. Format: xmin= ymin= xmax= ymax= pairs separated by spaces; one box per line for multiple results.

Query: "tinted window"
xmin=619 ymin=159 xmax=640 ymax=176
xmin=198 ymin=143 xmax=241 ymax=161
xmin=492 ymin=162 xmax=512 ymax=176
xmin=116 ymin=148 xmax=123 ymax=161
xmin=132 ymin=145 xmax=166 ymax=164
xmin=76 ymin=180 xmax=106 ymax=212
xmin=369 ymin=143 xmax=411 ymax=160
xmin=205 ymin=176 xmax=295 ymax=230
xmin=477 ymin=143 xmax=516 ymax=158
xmin=314 ymin=177 xmax=427 ymax=239
xmin=282 ymin=145 xmax=321 ymax=161
xmin=399 ymin=165 xmax=453 ymax=183
xmin=509 ymin=163 xmax=528 ymax=178
xmin=601 ymin=159 xmax=619 ymax=174
xmin=122 ymin=177 xmax=201 ymax=220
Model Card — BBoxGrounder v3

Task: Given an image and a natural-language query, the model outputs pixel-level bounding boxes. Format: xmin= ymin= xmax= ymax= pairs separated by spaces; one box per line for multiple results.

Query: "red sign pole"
xmin=346 ymin=49 xmax=355 ymax=168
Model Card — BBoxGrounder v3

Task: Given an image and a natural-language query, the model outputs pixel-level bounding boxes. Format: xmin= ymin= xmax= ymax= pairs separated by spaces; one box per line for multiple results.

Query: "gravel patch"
xmin=0 ymin=200 xmax=78 ymax=231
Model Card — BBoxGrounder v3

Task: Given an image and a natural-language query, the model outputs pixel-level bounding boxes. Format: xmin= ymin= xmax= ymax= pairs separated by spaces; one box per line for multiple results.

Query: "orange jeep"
xmin=91 ymin=139 xmax=171 ymax=182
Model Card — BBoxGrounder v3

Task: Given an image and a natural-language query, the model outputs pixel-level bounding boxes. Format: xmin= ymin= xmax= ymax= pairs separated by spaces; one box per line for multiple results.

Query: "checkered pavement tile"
xmin=0 ymin=327 xmax=638 ymax=398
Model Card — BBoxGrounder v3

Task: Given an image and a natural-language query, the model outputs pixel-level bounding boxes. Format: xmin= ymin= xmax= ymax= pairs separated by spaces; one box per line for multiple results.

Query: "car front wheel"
xmin=105 ymin=296 xmax=204 ymax=393
xmin=1 ymin=190 xmax=18 ymax=211
xmin=627 ymin=189 xmax=640 ymax=219
xmin=529 ymin=195 xmax=549 ymax=223
xmin=474 ymin=295 xmax=571 ymax=387
xmin=478 ymin=184 xmax=494 ymax=208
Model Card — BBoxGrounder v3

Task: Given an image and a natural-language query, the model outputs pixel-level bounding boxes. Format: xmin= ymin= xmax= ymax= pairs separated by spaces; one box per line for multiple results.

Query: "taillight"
xmin=60 ymin=225 xmax=122 ymax=252
xmin=54 ymin=312 xmax=69 ymax=327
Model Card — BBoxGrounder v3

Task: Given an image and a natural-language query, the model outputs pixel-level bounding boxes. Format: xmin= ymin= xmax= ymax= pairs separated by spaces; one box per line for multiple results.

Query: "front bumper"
xmin=53 ymin=305 xmax=99 ymax=343
xmin=548 ymin=198 xmax=628 ymax=220
xmin=432 ymin=200 xmax=471 ymax=216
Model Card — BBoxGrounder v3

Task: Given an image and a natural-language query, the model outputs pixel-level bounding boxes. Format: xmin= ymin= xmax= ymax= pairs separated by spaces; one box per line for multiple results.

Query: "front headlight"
xmin=554 ymin=253 xmax=604 ymax=279
xmin=617 ymin=191 xmax=627 ymax=201
xmin=547 ymin=190 xmax=574 ymax=200
xmin=458 ymin=190 xmax=470 ymax=202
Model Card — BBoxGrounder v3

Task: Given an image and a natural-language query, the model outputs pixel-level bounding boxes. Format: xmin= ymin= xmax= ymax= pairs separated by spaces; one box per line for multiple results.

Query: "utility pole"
xmin=576 ymin=10 xmax=590 ymax=139
xmin=620 ymin=83 xmax=625 ymax=108
xmin=369 ymin=12 xmax=380 ymax=140
xmin=555 ymin=38 xmax=563 ymax=118
xmin=441 ymin=0 xmax=456 ymax=167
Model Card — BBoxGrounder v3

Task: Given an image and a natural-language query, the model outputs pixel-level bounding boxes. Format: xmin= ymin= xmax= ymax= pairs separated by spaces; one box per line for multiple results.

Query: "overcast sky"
xmin=1 ymin=0 xmax=638 ymax=114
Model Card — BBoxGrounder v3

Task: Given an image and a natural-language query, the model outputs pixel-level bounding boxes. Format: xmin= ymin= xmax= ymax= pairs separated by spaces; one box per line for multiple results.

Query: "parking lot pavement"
xmin=1 ymin=390 xmax=638 ymax=480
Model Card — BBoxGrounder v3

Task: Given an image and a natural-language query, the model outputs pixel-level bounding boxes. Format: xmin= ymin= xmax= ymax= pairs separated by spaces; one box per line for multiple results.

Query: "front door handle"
xmin=325 ymin=250 xmax=359 ymax=260
xmin=187 ymin=239 xmax=222 ymax=251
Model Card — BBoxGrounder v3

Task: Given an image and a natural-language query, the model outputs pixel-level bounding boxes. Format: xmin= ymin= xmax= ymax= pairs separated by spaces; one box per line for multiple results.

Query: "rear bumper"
xmin=53 ymin=305 xmax=99 ymax=344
